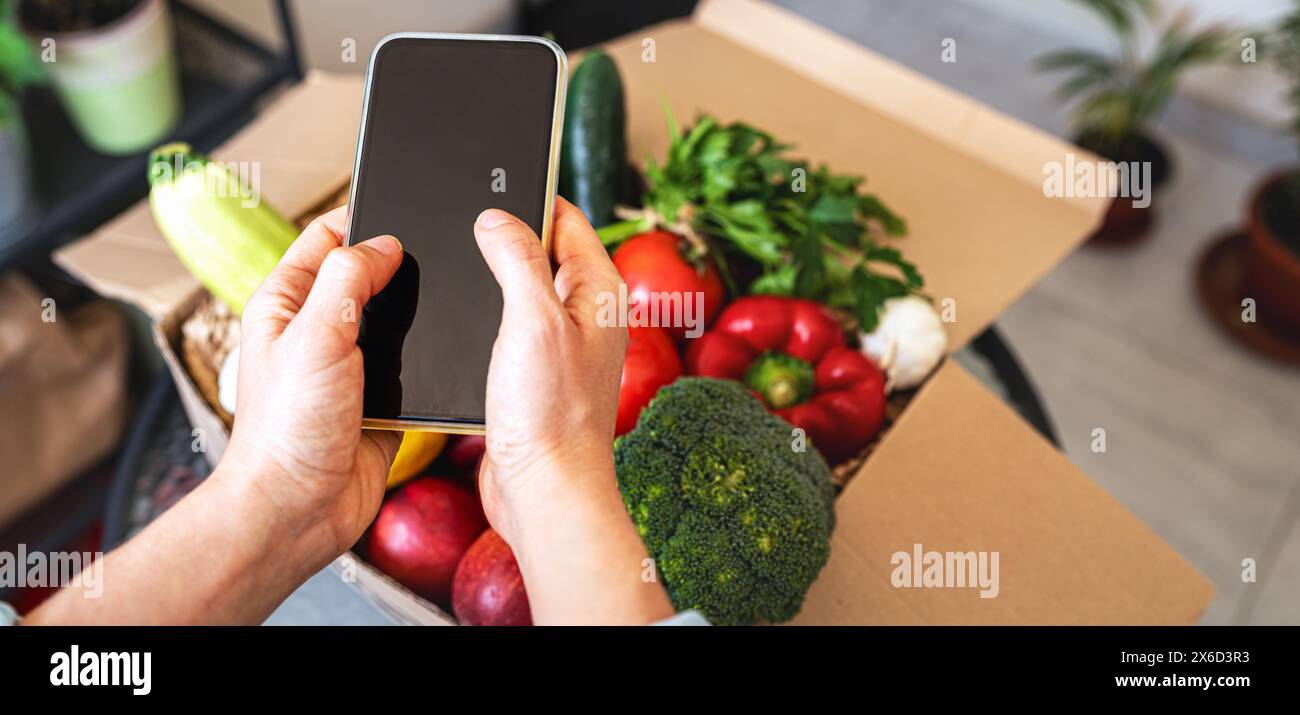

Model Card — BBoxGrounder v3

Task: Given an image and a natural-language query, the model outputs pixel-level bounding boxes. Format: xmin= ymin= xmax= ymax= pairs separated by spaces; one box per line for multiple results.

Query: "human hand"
xmin=473 ymin=197 xmax=627 ymax=539
xmin=26 ymin=207 xmax=408 ymax=625
xmin=221 ymin=206 xmax=404 ymax=571
xmin=473 ymin=197 xmax=673 ymax=624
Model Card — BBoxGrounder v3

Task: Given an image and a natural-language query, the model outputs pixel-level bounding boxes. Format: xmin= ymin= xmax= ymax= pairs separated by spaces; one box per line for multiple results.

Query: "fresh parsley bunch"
xmin=602 ymin=112 xmax=922 ymax=332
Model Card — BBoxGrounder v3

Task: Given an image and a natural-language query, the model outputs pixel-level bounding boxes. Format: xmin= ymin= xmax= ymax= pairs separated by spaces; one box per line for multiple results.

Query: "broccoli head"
xmin=614 ymin=377 xmax=836 ymax=625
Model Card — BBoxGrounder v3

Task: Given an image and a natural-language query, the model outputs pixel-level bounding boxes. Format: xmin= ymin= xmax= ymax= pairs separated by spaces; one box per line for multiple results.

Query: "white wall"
xmin=194 ymin=0 xmax=1296 ymax=128
xmin=960 ymin=0 xmax=1295 ymax=128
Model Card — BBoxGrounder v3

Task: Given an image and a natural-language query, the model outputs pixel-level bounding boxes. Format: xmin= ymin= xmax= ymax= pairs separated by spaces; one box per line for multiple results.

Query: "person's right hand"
xmin=472 ymin=197 xmax=626 ymax=540
xmin=472 ymin=197 xmax=673 ymax=625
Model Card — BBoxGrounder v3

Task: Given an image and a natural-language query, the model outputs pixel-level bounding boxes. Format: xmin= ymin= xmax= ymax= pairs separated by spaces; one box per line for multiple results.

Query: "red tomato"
xmin=612 ymin=231 xmax=725 ymax=341
xmin=616 ymin=325 xmax=683 ymax=436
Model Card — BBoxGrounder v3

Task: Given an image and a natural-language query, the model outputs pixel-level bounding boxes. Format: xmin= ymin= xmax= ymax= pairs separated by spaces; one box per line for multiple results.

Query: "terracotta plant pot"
xmin=1246 ymin=171 xmax=1300 ymax=336
xmin=1074 ymin=130 xmax=1173 ymax=246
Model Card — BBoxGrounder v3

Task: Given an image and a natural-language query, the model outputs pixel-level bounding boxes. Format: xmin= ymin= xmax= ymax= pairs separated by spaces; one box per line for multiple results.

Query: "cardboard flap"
xmin=605 ymin=0 xmax=1108 ymax=348
xmin=793 ymin=360 xmax=1213 ymax=624
xmin=55 ymin=72 xmax=364 ymax=319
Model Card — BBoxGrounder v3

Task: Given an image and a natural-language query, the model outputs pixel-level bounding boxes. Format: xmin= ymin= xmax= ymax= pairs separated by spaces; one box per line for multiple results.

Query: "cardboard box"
xmin=57 ymin=0 xmax=1212 ymax=625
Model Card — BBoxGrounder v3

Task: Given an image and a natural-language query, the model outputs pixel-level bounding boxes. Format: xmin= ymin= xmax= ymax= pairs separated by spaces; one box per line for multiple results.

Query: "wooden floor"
xmin=774 ymin=0 xmax=1300 ymax=625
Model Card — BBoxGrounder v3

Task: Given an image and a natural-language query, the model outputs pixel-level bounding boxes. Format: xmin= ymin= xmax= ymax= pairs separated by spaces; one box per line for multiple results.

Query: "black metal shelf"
xmin=0 ymin=0 xmax=301 ymax=275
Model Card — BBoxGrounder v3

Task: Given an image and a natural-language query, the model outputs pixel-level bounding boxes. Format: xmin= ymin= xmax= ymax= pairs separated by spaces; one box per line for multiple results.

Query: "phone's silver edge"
xmin=344 ymin=32 xmax=568 ymax=434
xmin=538 ymin=36 xmax=567 ymax=259
xmin=363 ymin=418 xmax=485 ymax=435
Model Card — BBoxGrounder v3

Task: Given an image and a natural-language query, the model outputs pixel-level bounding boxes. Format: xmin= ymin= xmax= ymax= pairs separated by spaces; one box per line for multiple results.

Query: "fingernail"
xmin=363 ymin=235 xmax=402 ymax=255
xmin=477 ymin=209 xmax=513 ymax=230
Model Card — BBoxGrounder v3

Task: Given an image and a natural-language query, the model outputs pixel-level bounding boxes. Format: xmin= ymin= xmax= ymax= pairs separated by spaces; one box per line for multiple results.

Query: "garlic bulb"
xmin=218 ymin=345 xmax=240 ymax=414
xmin=858 ymin=296 xmax=947 ymax=392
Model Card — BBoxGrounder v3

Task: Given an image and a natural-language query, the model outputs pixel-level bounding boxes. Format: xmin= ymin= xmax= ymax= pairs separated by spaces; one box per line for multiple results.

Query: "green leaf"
xmin=819 ymin=220 xmax=863 ymax=248
xmin=1034 ymin=48 xmax=1117 ymax=75
xmin=750 ymin=264 xmax=797 ymax=296
xmin=662 ymin=100 xmax=681 ymax=142
xmin=0 ymin=19 xmax=43 ymax=93
xmin=595 ymin=215 xmax=655 ymax=247
xmin=859 ymin=194 xmax=907 ymax=236
xmin=1129 ymin=19 xmax=1232 ymax=125
xmin=866 ymin=243 xmax=924 ymax=289
xmin=850 ymin=265 xmax=884 ymax=333
xmin=809 ymin=193 xmax=858 ymax=225
xmin=680 ymin=117 xmax=720 ymax=165
xmin=791 ymin=226 xmax=826 ymax=298
xmin=698 ymin=203 xmax=785 ymax=264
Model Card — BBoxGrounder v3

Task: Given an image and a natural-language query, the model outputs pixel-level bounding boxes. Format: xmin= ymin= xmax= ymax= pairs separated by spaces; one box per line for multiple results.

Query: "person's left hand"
xmin=221 ymin=206 xmax=404 ymax=569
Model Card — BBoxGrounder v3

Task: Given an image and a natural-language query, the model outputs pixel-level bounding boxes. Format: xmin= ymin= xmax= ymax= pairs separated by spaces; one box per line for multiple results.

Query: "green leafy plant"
xmin=1264 ymin=1 xmax=1300 ymax=220
xmin=1277 ymin=2 xmax=1300 ymax=137
xmin=599 ymin=111 xmax=921 ymax=332
xmin=0 ymin=0 xmax=43 ymax=125
xmin=1036 ymin=0 xmax=1235 ymax=151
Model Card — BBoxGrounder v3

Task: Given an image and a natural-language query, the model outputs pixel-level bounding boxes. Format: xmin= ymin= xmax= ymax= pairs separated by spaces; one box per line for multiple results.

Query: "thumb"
xmin=297 ymin=235 xmax=404 ymax=341
xmin=474 ymin=209 xmax=560 ymax=314
xmin=363 ymin=428 xmax=403 ymax=471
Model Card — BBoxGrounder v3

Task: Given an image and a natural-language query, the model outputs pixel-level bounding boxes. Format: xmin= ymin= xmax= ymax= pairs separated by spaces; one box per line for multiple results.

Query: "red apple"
xmin=443 ymin=434 xmax=486 ymax=475
xmin=452 ymin=528 xmax=532 ymax=626
xmin=365 ymin=477 xmax=488 ymax=607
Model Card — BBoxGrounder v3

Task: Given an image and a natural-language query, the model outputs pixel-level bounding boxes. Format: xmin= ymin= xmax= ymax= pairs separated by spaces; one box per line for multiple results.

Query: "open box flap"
xmin=54 ymin=72 xmax=364 ymax=320
xmin=793 ymin=359 xmax=1214 ymax=624
xmin=605 ymin=0 xmax=1109 ymax=349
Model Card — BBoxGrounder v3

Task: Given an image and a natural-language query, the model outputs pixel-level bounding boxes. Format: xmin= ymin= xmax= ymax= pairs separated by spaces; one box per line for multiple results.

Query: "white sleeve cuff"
xmin=653 ymin=610 xmax=711 ymax=626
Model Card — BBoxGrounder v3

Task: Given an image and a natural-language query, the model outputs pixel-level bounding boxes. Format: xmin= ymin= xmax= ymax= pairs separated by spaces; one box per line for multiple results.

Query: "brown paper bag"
xmin=0 ymin=274 xmax=129 ymax=528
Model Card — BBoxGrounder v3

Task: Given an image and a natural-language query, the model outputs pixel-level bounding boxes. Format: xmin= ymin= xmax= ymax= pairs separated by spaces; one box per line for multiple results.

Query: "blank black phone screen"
xmin=348 ymin=36 xmax=560 ymax=424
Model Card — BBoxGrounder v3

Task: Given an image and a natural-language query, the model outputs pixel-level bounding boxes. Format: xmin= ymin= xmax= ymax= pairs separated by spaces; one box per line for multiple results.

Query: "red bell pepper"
xmin=686 ymin=295 xmax=886 ymax=464
xmin=616 ymin=325 xmax=683 ymax=436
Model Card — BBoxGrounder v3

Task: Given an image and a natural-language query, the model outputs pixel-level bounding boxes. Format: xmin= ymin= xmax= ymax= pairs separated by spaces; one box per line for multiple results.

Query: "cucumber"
xmin=559 ymin=48 xmax=626 ymax=229
xmin=147 ymin=142 xmax=298 ymax=315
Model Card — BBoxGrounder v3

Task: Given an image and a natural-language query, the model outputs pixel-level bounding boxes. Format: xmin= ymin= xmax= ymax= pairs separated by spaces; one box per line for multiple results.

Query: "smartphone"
xmin=345 ymin=33 xmax=566 ymax=434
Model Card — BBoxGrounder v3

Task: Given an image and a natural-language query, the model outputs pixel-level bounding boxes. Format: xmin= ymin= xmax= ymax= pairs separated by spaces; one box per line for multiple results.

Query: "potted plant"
xmin=1245 ymin=1 xmax=1300 ymax=337
xmin=18 ymin=0 xmax=179 ymax=155
xmin=1037 ymin=0 xmax=1233 ymax=244
xmin=0 ymin=0 xmax=42 ymax=249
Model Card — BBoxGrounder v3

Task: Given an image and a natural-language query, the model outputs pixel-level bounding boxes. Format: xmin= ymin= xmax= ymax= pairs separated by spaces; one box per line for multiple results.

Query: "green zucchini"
xmin=559 ymin=48 xmax=626 ymax=229
xmin=147 ymin=142 xmax=298 ymax=315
